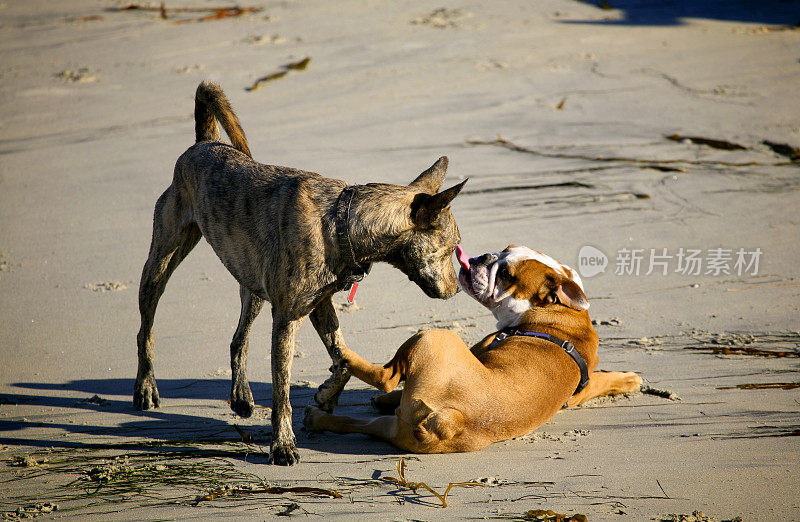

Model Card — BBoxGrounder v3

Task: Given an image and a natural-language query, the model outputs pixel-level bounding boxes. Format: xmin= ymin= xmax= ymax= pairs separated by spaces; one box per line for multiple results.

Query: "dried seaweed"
xmin=172 ymin=7 xmax=260 ymax=25
xmin=276 ymin=502 xmax=301 ymax=516
xmin=466 ymin=136 xmax=778 ymax=168
xmin=489 ymin=509 xmax=588 ymax=521
xmin=0 ymin=442 xmax=341 ymax=517
xmin=686 ymin=345 xmax=799 ymax=358
xmin=717 ymin=382 xmax=800 ymax=391
xmin=380 ymin=457 xmax=483 ymax=507
xmin=666 ymin=134 xmax=746 ymax=151
xmin=763 ymin=140 xmax=800 ymax=161
xmin=194 ymin=483 xmax=342 ymax=504
xmin=643 ymin=165 xmax=687 ymax=172
xmin=70 ymin=15 xmax=105 ymax=22
xmin=246 ymin=57 xmax=311 ymax=92
xmin=110 ymin=3 xmax=262 ymax=24
xmin=603 ymin=330 xmax=800 ymax=374
xmin=711 ymin=424 xmax=800 ymax=440
xmin=661 ymin=510 xmax=742 ymax=522
xmin=522 ymin=509 xmax=587 ymax=521
xmin=232 ymin=424 xmax=253 ymax=443
xmin=2 ymin=449 xmax=258 ymax=515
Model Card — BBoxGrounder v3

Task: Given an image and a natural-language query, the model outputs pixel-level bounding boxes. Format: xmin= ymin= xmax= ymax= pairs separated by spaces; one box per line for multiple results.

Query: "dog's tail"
xmin=194 ymin=81 xmax=252 ymax=158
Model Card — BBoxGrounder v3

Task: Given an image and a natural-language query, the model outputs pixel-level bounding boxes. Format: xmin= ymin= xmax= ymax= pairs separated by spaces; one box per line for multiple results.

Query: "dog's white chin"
xmin=491 ymin=296 xmax=532 ymax=329
xmin=460 ymin=266 xmax=532 ymax=329
xmin=460 ymin=266 xmax=502 ymax=310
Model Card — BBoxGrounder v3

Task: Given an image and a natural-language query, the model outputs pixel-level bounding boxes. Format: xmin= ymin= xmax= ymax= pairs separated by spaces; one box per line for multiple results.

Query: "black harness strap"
xmin=334 ymin=185 xmax=371 ymax=290
xmin=489 ymin=328 xmax=590 ymax=405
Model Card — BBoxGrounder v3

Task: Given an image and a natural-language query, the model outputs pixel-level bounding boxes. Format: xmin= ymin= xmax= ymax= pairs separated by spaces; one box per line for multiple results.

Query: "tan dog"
xmin=305 ymin=245 xmax=642 ymax=453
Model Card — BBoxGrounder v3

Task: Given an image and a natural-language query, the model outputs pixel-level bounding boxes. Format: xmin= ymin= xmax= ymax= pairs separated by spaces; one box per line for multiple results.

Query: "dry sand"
xmin=1 ymin=1 xmax=799 ymax=520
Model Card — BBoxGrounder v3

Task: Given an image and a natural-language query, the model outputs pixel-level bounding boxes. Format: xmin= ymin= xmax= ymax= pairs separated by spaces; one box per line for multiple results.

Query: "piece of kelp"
xmin=381 ymin=457 xmax=483 ymax=508
xmin=172 ymin=7 xmax=260 ymax=25
xmin=686 ymin=345 xmax=799 ymax=358
xmin=763 ymin=140 xmax=800 ymax=161
xmin=111 ymin=4 xmax=262 ymax=23
xmin=717 ymin=382 xmax=800 ymax=390
xmin=246 ymin=57 xmax=311 ymax=91
xmin=467 ymin=136 xmax=764 ymax=167
xmin=194 ymin=483 xmax=342 ymax=504
xmin=665 ymin=134 xmax=747 ymax=151
xmin=522 ymin=509 xmax=588 ymax=521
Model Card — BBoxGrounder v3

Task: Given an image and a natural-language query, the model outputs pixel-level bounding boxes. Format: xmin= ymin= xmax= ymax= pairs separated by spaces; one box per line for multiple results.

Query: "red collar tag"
xmin=347 ymin=282 xmax=359 ymax=303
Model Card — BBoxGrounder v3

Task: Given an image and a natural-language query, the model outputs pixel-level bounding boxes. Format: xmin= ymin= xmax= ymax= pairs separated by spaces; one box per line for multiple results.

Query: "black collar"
xmin=335 ymin=185 xmax=371 ymax=287
xmin=489 ymin=328 xmax=590 ymax=402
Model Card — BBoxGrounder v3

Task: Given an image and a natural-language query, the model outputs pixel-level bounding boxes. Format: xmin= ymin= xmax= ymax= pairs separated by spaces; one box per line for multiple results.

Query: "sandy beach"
xmin=1 ymin=1 xmax=799 ymax=519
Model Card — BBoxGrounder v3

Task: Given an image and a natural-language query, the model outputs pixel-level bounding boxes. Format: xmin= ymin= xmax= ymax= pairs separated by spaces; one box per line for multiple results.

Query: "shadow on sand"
xmin=1 ymin=379 xmax=401 ymax=460
xmin=567 ymin=0 xmax=800 ymax=26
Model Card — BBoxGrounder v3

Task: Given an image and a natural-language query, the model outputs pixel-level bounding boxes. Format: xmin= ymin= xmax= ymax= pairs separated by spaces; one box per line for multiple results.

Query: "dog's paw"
xmin=314 ymin=388 xmax=343 ymax=414
xmin=230 ymin=399 xmax=254 ymax=418
xmin=229 ymin=384 xmax=255 ymax=418
xmin=314 ymin=370 xmax=350 ymax=413
xmin=269 ymin=443 xmax=300 ymax=466
xmin=327 ymin=359 xmax=350 ymax=375
xmin=621 ymin=372 xmax=644 ymax=393
xmin=303 ymin=406 xmax=325 ymax=432
xmin=133 ymin=377 xmax=160 ymax=410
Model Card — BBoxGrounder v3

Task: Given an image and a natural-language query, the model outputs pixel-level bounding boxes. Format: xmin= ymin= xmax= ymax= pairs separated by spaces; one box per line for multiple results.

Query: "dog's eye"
xmin=498 ymin=265 xmax=511 ymax=279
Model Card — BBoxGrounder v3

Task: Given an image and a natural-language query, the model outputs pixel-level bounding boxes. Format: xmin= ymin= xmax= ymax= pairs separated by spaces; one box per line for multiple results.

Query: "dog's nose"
xmin=473 ymin=253 xmax=496 ymax=266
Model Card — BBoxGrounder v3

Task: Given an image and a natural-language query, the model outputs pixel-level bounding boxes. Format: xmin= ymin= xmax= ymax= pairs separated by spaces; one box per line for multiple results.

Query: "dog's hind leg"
xmin=229 ymin=285 xmax=265 ymax=418
xmin=304 ymin=407 xmax=402 ymax=446
xmin=135 ymin=187 xmax=201 ymax=410
xmin=310 ymin=296 xmax=351 ymax=413
xmin=372 ymin=389 xmax=403 ymax=413
xmin=564 ymin=370 xmax=643 ymax=408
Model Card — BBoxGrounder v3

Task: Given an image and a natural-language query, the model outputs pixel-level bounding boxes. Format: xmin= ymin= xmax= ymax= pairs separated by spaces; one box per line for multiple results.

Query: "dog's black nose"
xmin=474 ymin=253 xmax=495 ymax=266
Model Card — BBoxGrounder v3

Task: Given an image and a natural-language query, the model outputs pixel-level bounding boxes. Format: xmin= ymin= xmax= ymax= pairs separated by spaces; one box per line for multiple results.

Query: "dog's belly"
xmin=198 ymin=217 xmax=270 ymax=298
xmin=189 ymin=184 xmax=276 ymax=298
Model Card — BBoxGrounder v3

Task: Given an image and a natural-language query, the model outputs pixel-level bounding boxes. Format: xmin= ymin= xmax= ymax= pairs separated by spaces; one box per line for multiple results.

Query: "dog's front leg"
xmin=269 ymin=314 xmax=302 ymax=465
xmin=309 ymin=296 xmax=351 ymax=412
xmin=564 ymin=370 xmax=643 ymax=408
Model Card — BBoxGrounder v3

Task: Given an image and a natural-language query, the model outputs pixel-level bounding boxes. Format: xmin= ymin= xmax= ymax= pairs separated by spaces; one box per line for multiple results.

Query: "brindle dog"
xmin=135 ymin=81 xmax=466 ymax=465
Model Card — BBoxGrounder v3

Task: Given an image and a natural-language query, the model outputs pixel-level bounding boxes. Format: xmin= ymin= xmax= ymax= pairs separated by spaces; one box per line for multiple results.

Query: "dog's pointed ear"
xmin=409 ymin=156 xmax=448 ymax=193
xmin=411 ymin=179 xmax=468 ymax=226
xmin=555 ymin=279 xmax=589 ymax=311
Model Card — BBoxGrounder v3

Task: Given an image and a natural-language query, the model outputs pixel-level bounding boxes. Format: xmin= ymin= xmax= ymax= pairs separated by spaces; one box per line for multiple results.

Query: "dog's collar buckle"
xmin=342 ymin=264 xmax=371 ymax=286
xmin=492 ymin=330 xmax=510 ymax=344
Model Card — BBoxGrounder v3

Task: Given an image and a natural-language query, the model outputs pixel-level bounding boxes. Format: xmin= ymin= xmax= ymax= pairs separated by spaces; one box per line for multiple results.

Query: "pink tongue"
xmin=456 ymin=245 xmax=470 ymax=271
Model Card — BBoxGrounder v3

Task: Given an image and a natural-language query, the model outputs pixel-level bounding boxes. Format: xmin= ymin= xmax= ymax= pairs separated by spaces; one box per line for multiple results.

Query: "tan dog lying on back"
xmin=305 ymin=245 xmax=642 ymax=453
